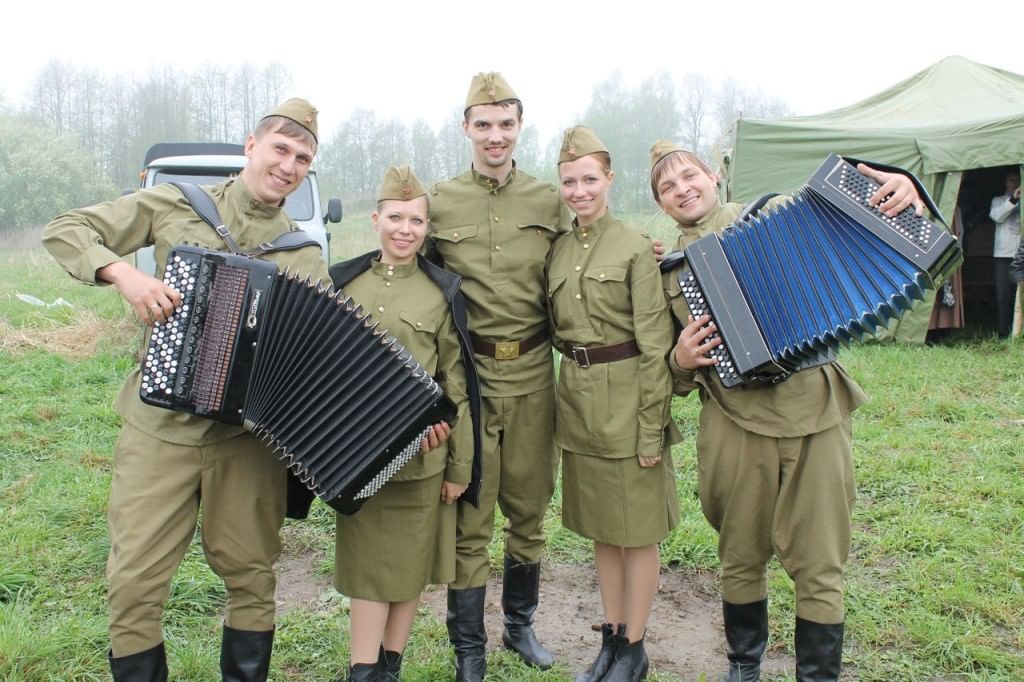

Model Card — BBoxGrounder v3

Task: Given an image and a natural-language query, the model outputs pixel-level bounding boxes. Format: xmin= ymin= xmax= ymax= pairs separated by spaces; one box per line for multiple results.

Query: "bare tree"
xmin=678 ymin=73 xmax=712 ymax=156
xmin=29 ymin=60 xmax=75 ymax=135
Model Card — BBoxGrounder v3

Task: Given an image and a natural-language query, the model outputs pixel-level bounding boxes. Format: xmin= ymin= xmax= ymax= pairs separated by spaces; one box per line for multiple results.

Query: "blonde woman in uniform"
xmin=546 ymin=127 xmax=680 ymax=682
xmin=328 ymin=166 xmax=481 ymax=681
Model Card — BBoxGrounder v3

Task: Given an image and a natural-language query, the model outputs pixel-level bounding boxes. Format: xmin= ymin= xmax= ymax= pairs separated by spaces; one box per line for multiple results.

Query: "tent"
xmin=722 ymin=55 xmax=1024 ymax=340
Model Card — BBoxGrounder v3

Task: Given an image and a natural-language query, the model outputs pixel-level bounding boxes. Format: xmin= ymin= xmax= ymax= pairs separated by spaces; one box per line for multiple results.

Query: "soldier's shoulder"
xmin=514 ymin=168 xmax=558 ymax=192
xmin=430 ymin=171 xmax=473 ymax=195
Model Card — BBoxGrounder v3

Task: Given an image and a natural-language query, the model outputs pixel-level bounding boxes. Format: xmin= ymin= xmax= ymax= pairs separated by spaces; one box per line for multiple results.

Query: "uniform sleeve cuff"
xmin=445 ymin=462 xmax=472 ymax=485
xmin=636 ymin=428 xmax=664 ymax=457
xmin=82 ymin=245 xmax=124 ymax=285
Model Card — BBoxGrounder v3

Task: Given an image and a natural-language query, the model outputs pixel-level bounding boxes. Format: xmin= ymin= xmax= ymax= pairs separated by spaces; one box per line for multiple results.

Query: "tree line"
xmin=0 ymin=60 xmax=790 ymax=231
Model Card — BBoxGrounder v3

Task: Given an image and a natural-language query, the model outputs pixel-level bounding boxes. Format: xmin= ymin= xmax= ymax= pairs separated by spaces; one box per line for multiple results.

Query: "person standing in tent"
xmin=651 ymin=140 xmax=925 ymax=682
xmin=989 ymin=170 xmax=1021 ymax=338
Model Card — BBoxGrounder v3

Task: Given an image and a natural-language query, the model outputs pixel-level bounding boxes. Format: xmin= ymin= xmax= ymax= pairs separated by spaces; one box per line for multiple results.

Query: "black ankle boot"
xmin=344 ymin=662 xmax=379 ymax=682
xmin=601 ymin=632 xmax=649 ymax=682
xmin=377 ymin=644 xmax=403 ymax=681
xmin=220 ymin=625 xmax=274 ymax=682
xmin=500 ymin=557 xmax=555 ymax=669
xmin=721 ymin=599 xmax=768 ymax=682
xmin=795 ymin=618 xmax=844 ymax=682
xmin=447 ymin=586 xmax=487 ymax=682
xmin=109 ymin=642 xmax=169 ymax=682
xmin=575 ymin=623 xmax=624 ymax=682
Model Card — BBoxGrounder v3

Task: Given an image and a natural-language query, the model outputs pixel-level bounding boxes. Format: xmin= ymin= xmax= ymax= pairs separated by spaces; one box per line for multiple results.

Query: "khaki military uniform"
xmin=663 ymin=200 xmax=867 ymax=624
xmin=429 ymin=166 xmax=566 ymax=588
xmin=329 ymin=256 xmax=474 ymax=602
xmin=42 ymin=178 xmax=329 ymax=656
xmin=546 ymin=212 xmax=680 ymax=546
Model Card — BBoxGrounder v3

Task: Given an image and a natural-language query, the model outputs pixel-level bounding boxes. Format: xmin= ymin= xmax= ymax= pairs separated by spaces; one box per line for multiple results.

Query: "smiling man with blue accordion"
xmin=652 ymin=141 xmax=959 ymax=682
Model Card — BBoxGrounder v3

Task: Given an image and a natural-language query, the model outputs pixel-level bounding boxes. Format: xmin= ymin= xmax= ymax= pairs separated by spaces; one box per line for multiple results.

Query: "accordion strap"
xmin=169 ymin=181 xmax=320 ymax=256
xmin=247 ymin=230 xmax=321 ymax=256
xmin=169 ymin=181 xmax=243 ymax=255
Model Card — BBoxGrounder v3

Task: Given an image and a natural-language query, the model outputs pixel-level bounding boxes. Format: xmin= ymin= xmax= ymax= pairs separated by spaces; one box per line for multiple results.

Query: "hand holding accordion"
xmin=668 ymin=154 xmax=963 ymax=387
xmin=139 ymin=246 xmax=456 ymax=514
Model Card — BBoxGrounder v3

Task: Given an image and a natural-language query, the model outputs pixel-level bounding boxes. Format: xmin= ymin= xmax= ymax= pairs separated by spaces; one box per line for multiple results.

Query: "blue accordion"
xmin=671 ymin=154 xmax=963 ymax=387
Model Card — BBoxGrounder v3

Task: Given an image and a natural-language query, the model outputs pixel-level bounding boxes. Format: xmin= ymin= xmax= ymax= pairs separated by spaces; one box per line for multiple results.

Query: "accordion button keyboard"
xmin=140 ymin=252 xmax=202 ymax=400
xmin=680 ymin=270 xmax=741 ymax=386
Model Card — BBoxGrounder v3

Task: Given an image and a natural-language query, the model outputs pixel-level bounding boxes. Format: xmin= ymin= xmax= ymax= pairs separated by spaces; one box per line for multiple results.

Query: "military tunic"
xmin=42 ymin=178 xmax=329 ymax=656
xmin=662 ymin=200 xmax=867 ymax=624
xmin=330 ymin=256 xmax=473 ymax=602
xmin=429 ymin=166 xmax=566 ymax=586
xmin=546 ymin=211 xmax=680 ymax=546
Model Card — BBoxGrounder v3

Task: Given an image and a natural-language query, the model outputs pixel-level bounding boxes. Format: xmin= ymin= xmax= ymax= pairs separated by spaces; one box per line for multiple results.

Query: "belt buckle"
xmin=494 ymin=341 xmax=520 ymax=360
xmin=571 ymin=345 xmax=591 ymax=368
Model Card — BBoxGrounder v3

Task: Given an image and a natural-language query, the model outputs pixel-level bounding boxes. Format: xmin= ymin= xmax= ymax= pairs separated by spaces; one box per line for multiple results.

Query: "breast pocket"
xmin=583 ymin=265 xmax=629 ymax=319
xmin=432 ymin=224 xmax=478 ymax=244
xmin=398 ymin=310 xmax=439 ymax=335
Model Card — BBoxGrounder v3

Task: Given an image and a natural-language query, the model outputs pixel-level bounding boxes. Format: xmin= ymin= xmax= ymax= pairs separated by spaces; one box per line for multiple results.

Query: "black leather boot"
xmin=447 ymin=586 xmax=487 ymax=682
xmin=109 ymin=642 xmax=169 ymax=682
xmin=795 ymin=617 xmax=844 ymax=682
xmin=721 ymin=599 xmax=768 ymax=682
xmin=220 ymin=625 xmax=274 ymax=682
xmin=377 ymin=644 xmax=403 ymax=681
xmin=501 ymin=557 xmax=555 ymax=669
xmin=575 ymin=622 xmax=624 ymax=682
xmin=601 ymin=632 xmax=649 ymax=682
xmin=344 ymin=662 xmax=379 ymax=682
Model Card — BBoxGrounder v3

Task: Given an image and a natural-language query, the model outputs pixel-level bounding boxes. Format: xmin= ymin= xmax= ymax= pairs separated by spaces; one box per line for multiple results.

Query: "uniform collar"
xmin=470 ymin=162 xmax=517 ymax=193
xmin=675 ymin=202 xmax=730 ymax=232
xmin=227 ymin=176 xmax=287 ymax=219
xmin=573 ymin=210 xmax=615 ymax=241
xmin=371 ymin=256 xmax=418 ymax=279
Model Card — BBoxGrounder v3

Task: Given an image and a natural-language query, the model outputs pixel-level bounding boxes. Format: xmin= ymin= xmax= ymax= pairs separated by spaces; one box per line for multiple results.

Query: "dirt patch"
xmin=275 ymin=551 xmax=796 ymax=679
xmin=0 ymin=313 xmax=138 ymax=359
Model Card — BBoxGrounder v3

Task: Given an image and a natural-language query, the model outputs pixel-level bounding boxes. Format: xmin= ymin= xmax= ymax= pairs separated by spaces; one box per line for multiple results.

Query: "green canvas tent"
xmin=722 ymin=55 xmax=1024 ymax=341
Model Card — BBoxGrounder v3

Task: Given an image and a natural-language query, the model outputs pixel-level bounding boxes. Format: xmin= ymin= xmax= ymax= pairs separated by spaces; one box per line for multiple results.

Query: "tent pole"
xmin=1013 ymin=284 xmax=1023 ymax=338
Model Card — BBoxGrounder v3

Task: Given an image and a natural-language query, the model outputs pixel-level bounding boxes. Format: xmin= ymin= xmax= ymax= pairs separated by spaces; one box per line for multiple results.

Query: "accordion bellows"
xmin=140 ymin=246 xmax=455 ymax=514
xmin=677 ymin=154 xmax=963 ymax=387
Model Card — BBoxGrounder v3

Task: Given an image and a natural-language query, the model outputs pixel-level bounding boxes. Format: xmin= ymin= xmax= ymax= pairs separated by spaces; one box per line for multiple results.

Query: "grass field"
xmin=1 ymin=227 xmax=1022 ymax=680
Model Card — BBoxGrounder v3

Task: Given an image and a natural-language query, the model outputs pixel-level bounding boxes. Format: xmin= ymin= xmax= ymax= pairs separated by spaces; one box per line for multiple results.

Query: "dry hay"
xmin=0 ymin=310 xmax=139 ymax=359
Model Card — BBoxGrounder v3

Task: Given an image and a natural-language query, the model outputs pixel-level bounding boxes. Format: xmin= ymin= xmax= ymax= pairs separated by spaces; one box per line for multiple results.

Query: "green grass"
xmin=1 ymin=241 xmax=1023 ymax=680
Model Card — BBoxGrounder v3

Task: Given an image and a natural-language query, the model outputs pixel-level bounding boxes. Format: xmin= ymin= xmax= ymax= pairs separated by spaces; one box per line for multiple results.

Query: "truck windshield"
xmin=152 ymin=170 xmax=315 ymax=221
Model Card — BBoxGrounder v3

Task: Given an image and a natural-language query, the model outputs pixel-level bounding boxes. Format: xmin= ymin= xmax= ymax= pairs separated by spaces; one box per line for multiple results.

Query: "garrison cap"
xmin=649 ymin=139 xmax=687 ymax=177
xmin=464 ymin=72 xmax=519 ymax=111
xmin=377 ymin=165 xmax=427 ymax=203
xmin=262 ymin=97 xmax=319 ymax=142
xmin=558 ymin=125 xmax=609 ymax=164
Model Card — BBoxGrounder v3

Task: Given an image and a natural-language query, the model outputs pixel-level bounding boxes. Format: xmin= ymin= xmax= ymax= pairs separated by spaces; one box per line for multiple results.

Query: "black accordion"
xmin=140 ymin=245 xmax=456 ymax=514
xmin=669 ymin=154 xmax=963 ymax=387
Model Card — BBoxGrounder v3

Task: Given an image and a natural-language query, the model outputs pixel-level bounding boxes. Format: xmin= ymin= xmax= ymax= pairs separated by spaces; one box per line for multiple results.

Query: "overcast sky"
xmin=3 ymin=0 xmax=1020 ymax=144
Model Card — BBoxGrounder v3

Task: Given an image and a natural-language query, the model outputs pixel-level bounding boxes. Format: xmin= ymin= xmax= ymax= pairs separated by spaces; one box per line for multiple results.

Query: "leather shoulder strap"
xmin=168 ymin=182 xmax=242 ymax=255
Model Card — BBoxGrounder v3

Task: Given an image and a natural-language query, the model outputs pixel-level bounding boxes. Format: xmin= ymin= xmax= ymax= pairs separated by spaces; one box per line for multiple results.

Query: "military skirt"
xmin=561 ymin=447 xmax=680 ymax=547
xmin=334 ymin=469 xmax=454 ymax=602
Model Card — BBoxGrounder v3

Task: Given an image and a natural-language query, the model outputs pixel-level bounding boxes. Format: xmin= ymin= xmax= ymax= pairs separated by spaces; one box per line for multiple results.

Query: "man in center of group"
xmin=428 ymin=71 xmax=567 ymax=681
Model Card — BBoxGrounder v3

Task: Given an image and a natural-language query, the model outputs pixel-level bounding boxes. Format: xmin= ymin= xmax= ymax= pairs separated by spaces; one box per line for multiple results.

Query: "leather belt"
xmin=471 ymin=330 xmax=549 ymax=360
xmin=561 ymin=339 xmax=641 ymax=368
